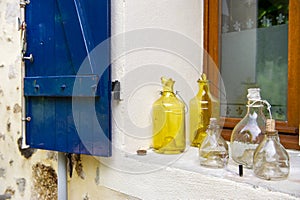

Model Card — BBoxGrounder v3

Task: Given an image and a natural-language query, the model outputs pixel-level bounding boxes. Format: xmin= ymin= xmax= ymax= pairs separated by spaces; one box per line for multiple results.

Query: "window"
xmin=204 ymin=0 xmax=299 ymax=149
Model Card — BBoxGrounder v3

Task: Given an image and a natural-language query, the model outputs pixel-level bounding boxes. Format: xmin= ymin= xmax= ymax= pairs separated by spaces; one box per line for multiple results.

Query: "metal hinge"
xmin=20 ymin=0 xmax=30 ymax=8
xmin=112 ymin=80 xmax=121 ymax=101
xmin=19 ymin=0 xmax=34 ymax=63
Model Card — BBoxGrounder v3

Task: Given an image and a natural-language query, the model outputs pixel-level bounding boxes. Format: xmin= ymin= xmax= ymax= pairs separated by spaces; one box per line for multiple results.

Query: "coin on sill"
xmin=136 ymin=149 xmax=147 ymax=156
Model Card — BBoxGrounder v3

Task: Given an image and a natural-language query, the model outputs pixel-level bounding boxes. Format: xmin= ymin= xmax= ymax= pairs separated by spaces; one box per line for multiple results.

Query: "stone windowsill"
xmin=100 ymin=146 xmax=300 ymax=199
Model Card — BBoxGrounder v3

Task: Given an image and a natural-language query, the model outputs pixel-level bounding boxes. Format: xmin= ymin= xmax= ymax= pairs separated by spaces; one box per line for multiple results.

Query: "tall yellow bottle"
xmin=189 ymin=73 xmax=219 ymax=147
xmin=152 ymin=77 xmax=186 ymax=154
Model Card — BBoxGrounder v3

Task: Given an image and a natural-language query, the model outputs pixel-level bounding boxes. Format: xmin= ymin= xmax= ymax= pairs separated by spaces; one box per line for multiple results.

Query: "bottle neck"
xmin=161 ymin=90 xmax=175 ymax=97
xmin=207 ymin=125 xmax=221 ymax=137
xmin=265 ymin=130 xmax=280 ymax=141
xmin=246 ymin=100 xmax=263 ymax=114
xmin=197 ymin=82 xmax=209 ymax=97
xmin=266 ymin=130 xmax=278 ymax=136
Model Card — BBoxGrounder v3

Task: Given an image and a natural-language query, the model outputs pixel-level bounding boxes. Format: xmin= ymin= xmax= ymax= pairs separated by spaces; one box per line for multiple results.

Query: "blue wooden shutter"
xmin=24 ymin=0 xmax=111 ymax=156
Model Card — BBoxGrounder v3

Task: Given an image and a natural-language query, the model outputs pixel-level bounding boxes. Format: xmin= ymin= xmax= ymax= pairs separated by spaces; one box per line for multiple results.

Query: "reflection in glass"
xmin=220 ymin=0 xmax=289 ymax=121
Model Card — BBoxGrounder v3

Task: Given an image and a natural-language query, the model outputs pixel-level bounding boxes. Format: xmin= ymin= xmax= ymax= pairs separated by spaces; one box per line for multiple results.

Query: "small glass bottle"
xmin=152 ymin=77 xmax=186 ymax=154
xmin=230 ymin=88 xmax=266 ymax=168
xmin=189 ymin=73 xmax=220 ymax=147
xmin=199 ymin=118 xmax=229 ymax=168
xmin=253 ymin=119 xmax=290 ymax=180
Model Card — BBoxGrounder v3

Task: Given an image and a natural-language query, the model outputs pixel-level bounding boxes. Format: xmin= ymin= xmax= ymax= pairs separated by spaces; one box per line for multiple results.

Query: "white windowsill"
xmin=100 ymin=146 xmax=300 ymax=199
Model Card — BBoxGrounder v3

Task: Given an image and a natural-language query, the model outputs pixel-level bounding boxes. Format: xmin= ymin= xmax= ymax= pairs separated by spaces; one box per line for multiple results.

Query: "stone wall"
xmin=0 ymin=1 xmax=135 ymax=199
xmin=0 ymin=1 xmax=58 ymax=199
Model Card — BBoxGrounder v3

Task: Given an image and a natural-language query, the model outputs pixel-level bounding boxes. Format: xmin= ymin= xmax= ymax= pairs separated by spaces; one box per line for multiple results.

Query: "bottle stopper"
xmin=266 ymin=119 xmax=275 ymax=132
xmin=247 ymin=88 xmax=261 ymax=101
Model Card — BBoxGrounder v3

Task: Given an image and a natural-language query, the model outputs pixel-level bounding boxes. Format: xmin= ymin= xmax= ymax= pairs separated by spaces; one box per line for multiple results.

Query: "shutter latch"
xmin=112 ymin=80 xmax=121 ymax=101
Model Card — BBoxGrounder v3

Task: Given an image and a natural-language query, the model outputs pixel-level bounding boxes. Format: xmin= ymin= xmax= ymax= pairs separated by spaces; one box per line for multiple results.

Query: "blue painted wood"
xmin=24 ymin=75 xmax=99 ymax=97
xmin=25 ymin=0 xmax=111 ymax=156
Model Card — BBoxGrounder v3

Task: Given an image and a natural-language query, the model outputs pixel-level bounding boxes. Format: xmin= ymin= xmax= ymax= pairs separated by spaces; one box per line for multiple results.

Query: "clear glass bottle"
xmin=199 ymin=118 xmax=229 ymax=168
xmin=253 ymin=119 xmax=290 ymax=180
xmin=189 ymin=73 xmax=220 ymax=147
xmin=230 ymin=88 xmax=266 ymax=168
xmin=152 ymin=77 xmax=186 ymax=154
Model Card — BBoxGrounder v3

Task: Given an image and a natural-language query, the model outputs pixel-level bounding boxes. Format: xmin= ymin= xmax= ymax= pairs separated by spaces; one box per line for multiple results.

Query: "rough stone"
xmin=6 ymin=119 xmax=11 ymax=132
xmin=46 ymin=151 xmax=58 ymax=161
xmin=17 ymin=137 xmax=36 ymax=159
xmin=74 ymin=154 xmax=85 ymax=179
xmin=67 ymin=154 xmax=85 ymax=179
xmin=8 ymin=65 xmax=17 ymax=79
xmin=0 ymin=133 xmax=5 ymax=141
xmin=0 ymin=194 xmax=12 ymax=200
xmin=13 ymin=104 xmax=21 ymax=113
xmin=0 ymin=168 xmax=6 ymax=178
xmin=83 ymin=193 xmax=90 ymax=200
xmin=16 ymin=178 xmax=26 ymax=196
xmin=4 ymin=187 xmax=15 ymax=197
xmin=5 ymin=2 xmax=18 ymax=25
xmin=32 ymin=163 xmax=57 ymax=200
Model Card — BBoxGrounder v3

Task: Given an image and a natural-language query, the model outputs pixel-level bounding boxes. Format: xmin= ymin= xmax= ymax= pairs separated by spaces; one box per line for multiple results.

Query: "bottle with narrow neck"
xmin=253 ymin=119 xmax=290 ymax=180
xmin=152 ymin=77 xmax=186 ymax=154
xmin=230 ymin=88 xmax=266 ymax=168
xmin=199 ymin=118 xmax=229 ymax=168
xmin=189 ymin=73 xmax=220 ymax=147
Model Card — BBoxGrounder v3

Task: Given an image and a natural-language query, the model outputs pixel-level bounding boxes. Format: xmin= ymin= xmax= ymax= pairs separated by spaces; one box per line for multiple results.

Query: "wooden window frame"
xmin=204 ymin=0 xmax=300 ymax=150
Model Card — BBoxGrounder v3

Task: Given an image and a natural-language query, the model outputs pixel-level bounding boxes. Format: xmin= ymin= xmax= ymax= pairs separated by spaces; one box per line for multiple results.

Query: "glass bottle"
xmin=230 ymin=88 xmax=266 ymax=168
xmin=199 ymin=118 xmax=229 ymax=168
xmin=253 ymin=119 xmax=290 ymax=180
xmin=189 ymin=73 xmax=220 ymax=147
xmin=152 ymin=77 xmax=186 ymax=154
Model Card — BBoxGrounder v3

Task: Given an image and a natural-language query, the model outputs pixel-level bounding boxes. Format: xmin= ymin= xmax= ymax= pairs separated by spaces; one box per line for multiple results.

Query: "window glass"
xmin=220 ymin=0 xmax=289 ymax=120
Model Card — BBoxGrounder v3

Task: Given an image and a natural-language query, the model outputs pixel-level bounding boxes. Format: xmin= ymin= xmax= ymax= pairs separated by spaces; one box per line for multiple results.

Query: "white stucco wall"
xmin=111 ymin=0 xmax=204 ymax=154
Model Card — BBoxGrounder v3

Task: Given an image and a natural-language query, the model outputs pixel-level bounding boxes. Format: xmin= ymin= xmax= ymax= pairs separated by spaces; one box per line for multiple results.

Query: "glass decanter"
xmin=199 ymin=118 xmax=229 ymax=168
xmin=253 ymin=119 xmax=290 ymax=180
xmin=152 ymin=77 xmax=186 ymax=154
xmin=189 ymin=73 xmax=220 ymax=147
xmin=230 ymin=88 xmax=266 ymax=168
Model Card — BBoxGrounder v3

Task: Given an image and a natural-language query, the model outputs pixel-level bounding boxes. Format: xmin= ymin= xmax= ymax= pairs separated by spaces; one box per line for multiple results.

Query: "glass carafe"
xmin=152 ymin=77 xmax=186 ymax=154
xmin=199 ymin=118 xmax=229 ymax=168
xmin=253 ymin=119 xmax=290 ymax=180
xmin=230 ymin=88 xmax=266 ymax=168
xmin=189 ymin=73 xmax=220 ymax=147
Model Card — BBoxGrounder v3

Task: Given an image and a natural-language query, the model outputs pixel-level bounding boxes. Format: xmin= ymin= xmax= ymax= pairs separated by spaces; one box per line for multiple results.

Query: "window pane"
xmin=220 ymin=0 xmax=289 ymax=121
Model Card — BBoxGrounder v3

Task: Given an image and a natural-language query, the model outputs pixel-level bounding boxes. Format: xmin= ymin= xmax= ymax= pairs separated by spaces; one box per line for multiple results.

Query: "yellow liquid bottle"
xmin=189 ymin=73 xmax=219 ymax=147
xmin=152 ymin=77 xmax=186 ymax=154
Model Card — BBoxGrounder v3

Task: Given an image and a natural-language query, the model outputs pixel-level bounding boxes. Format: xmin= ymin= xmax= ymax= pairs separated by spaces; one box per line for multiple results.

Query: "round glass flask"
xmin=230 ymin=88 xmax=266 ymax=168
xmin=253 ymin=119 xmax=290 ymax=180
xmin=152 ymin=77 xmax=186 ymax=154
xmin=199 ymin=118 xmax=229 ymax=168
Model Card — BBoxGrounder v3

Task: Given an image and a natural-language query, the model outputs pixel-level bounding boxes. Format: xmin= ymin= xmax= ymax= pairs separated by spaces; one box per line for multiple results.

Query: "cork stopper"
xmin=266 ymin=119 xmax=276 ymax=132
xmin=247 ymin=88 xmax=261 ymax=101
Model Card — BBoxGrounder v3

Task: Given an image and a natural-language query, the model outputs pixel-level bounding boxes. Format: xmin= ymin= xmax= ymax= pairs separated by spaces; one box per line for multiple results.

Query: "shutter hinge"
xmin=20 ymin=0 xmax=30 ymax=8
xmin=112 ymin=80 xmax=122 ymax=101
